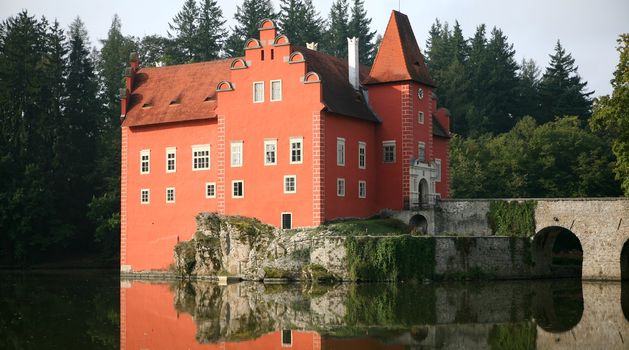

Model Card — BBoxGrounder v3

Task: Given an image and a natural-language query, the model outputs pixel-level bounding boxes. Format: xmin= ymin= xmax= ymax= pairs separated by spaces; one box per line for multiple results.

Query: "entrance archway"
xmin=532 ymin=226 xmax=583 ymax=278
xmin=409 ymin=214 xmax=428 ymax=234
xmin=418 ymin=179 xmax=429 ymax=208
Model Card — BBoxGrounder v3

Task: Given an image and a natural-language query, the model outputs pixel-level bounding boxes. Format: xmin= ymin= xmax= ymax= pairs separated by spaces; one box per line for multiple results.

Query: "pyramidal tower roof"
xmin=365 ymin=11 xmax=436 ymax=87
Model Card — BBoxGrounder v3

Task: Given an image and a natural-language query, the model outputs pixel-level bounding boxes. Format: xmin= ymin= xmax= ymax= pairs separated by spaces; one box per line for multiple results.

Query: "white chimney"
xmin=306 ymin=42 xmax=318 ymax=51
xmin=347 ymin=37 xmax=360 ymax=90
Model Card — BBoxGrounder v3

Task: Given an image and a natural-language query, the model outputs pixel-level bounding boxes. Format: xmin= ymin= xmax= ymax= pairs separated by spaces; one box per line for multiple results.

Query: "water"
xmin=2 ymin=272 xmax=629 ymax=349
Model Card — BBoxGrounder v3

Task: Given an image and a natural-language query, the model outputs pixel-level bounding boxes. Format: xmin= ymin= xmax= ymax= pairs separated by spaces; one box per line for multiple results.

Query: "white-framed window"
xmin=192 ymin=145 xmax=210 ymax=170
xmin=290 ymin=137 xmax=303 ymax=164
xmin=205 ymin=182 xmax=216 ymax=198
xmin=281 ymin=329 xmax=292 ymax=346
xmin=253 ymin=81 xmax=264 ymax=103
xmin=337 ymin=138 xmax=345 ymax=166
xmin=358 ymin=142 xmax=366 ymax=169
xmin=231 ymin=141 xmax=243 ymax=167
xmin=166 ymin=187 xmax=175 ymax=203
xmin=383 ymin=141 xmax=396 ymax=163
xmin=418 ymin=111 xmax=425 ymax=124
xmin=418 ymin=142 xmax=426 ymax=163
xmin=270 ymin=79 xmax=282 ymax=101
xmin=264 ymin=139 xmax=277 ymax=165
xmin=140 ymin=189 xmax=150 ymax=204
xmin=284 ymin=175 xmax=296 ymax=194
xmin=337 ymin=178 xmax=345 ymax=197
xmin=166 ymin=147 xmax=176 ymax=173
xmin=140 ymin=149 xmax=150 ymax=174
xmin=281 ymin=213 xmax=292 ymax=230
xmin=358 ymin=180 xmax=366 ymax=198
xmin=435 ymin=158 xmax=442 ymax=182
xmin=232 ymin=180 xmax=244 ymax=198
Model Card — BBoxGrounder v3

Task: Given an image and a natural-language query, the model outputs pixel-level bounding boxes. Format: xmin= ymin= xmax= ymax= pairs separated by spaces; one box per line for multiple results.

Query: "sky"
xmin=1 ymin=0 xmax=628 ymax=97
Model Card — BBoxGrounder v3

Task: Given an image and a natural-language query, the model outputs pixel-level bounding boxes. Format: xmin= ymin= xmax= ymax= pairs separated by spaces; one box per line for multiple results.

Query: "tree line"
xmin=0 ymin=1 xmax=626 ymax=266
xmin=426 ymin=20 xmax=626 ymax=198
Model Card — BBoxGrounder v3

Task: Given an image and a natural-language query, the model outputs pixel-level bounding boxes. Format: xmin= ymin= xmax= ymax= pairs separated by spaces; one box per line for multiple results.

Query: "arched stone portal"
xmin=532 ymin=226 xmax=583 ymax=278
xmin=418 ymin=179 xmax=429 ymax=208
xmin=409 ymin=214 xmax=428 ymax=234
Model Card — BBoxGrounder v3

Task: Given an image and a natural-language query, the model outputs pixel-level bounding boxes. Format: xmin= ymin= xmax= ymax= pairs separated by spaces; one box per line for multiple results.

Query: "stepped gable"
xmin=123 ymin=59 xmax=232 ymax=127
xmin=297 ymin=47 xmax=380 ymax=123
xmin=365 ymin=11 xmax=435 ymax=87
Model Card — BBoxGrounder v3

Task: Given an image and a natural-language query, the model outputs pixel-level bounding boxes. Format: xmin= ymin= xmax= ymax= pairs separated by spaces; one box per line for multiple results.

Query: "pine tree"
xmin=538 ymin=40 xmax=593 ymax=124
xmin=516 ymin=58 xmax=541 ymax=119
xmin=465 ymin=24 xmax=491 ymax=135
xmin=322 ymin=0 xmax=349 ymax=58
xmin=225 ymin=0 xmax=276 ymax=57
xmin=168 ymin=0 xmax=199 ymax=63
xmin=348 ymin=0 xmax=375 ymax=64
xmin=197 ymin=0 xmax=227 ymax=60
xmin=300 ymin=0 xmax=324 ymax=46
xmin=278 ymin=0 xmax=304 ymax=43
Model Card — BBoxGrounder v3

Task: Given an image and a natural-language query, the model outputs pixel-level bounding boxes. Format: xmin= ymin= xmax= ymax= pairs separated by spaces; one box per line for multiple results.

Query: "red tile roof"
xmin=122 ymin=59 xmax=232 ymax=127
xmin=432 ymin=115 xmax=450 ymax=138
xmin=298 ymin=47 xmax=380 ymax=123
xmin=365 ymin=11 xmax=435 ymax=87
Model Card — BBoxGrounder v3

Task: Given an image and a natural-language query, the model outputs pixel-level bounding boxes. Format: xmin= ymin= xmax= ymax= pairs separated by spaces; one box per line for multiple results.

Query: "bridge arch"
xmin=533 ymin=280 xmax=583 ymax=333
xmin=409 ymin=214 xmax=428 ymax=234
xmin=532 ymin=226 xmax=583 ymax=278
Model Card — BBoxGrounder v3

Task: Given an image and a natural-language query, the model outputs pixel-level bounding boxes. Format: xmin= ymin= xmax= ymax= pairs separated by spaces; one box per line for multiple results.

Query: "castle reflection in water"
xmin=120 ymin=279 xmax=629 ymax=349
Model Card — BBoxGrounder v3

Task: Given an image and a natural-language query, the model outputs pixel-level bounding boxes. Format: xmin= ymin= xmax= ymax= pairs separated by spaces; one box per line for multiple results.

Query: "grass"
xmin=315 ymin=218 xmax=411 ymax=236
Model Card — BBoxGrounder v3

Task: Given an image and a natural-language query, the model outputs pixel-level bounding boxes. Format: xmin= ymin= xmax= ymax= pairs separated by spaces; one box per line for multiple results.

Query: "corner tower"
xmin=365 ymin=11 xmax=446 ymax=210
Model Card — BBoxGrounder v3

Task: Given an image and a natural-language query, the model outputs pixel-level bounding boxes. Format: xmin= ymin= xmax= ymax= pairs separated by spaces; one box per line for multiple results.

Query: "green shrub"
xmin=488 ymin=200 xmax=536 ymax=237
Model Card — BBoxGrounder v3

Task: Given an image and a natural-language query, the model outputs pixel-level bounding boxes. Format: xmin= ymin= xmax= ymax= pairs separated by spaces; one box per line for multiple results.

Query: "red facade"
xmin=120 ymin=12 xmax=451 ymax=272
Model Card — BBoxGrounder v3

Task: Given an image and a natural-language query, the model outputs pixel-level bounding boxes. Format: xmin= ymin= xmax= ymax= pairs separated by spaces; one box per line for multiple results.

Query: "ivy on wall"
xmin=487 ymin=201 xmax=537 ymax=237
xmin=344 ymin=236 xmax=436 ymax=282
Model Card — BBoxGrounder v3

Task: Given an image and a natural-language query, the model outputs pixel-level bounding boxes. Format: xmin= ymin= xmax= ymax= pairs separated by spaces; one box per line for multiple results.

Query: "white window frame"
xmin=192 ymin=144 xmax=211 ymax=171
xmin=283 ymin=175 xmax=297 ymax=194
xmin=435 ymin=158 xmax=442 ymax=182
xmin=205 ymin=182 xmax=216 ymax=198
xmin=140 ymin=189 xmax=150 ymax=204
xmin=383 ymin=141 xmax=396 ymax=163
xmin=418 ymin=142 xmax=426 ymax=163
xmin=418 ymin=111 xmax=425 ymax=124
xmin=337 ymin=178 xmax=345 ymax=197
xmin=166 ymin=147 xmax=176 ymax=173
xmin=253 ymin=81 xmax=264 ymax=103
xmin=232 ymin=180 xmax=244 ymax=198
xmin=289 ymin=137 xmax=303 ymax=164
xmin=270 ymin=79 xmax=282 ymax=102
xmin=358 ymin=180 xmax=366 ymax=198
xmin=337 ymin=137 xmax=345 ymax=166
xmin=280 ymin=213 xmax=293 ymax=230
xmin=264 ymin=139 xmax=277 ymax=166
xmin=358 ymin=141 xmax=366 ymax=169
xmin=231 ymin=141 xmax=243 ymax=167
xmin=140 ymin=149 xmax=150 ymax=174
xmin=166 ymin=187 xmax=175 ymax=203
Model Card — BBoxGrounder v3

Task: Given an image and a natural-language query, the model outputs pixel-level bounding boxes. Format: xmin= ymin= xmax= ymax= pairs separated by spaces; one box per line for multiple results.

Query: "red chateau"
xmin=120 ymin=11 xmax=451 ymax=272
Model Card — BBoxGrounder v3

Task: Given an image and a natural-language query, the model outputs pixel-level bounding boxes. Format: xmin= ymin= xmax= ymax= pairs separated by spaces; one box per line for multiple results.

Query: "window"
xmin=337 ymin=178 xmax=345 ymax=197
xmin=337 ymin=138 xmax=345 ymax=166
xmin=284 ymin=175 xmax=296 ymax=194
xmin=290 ymin=137 xmax=303 ymax=164
xmin=140 ymin=149 xmax=150 ymax=174
xmin=270 ymin=80 xmax=282 ymax=101
xmin=253 ymin=81 xmax=264 ymax=103
xmin=232 ymin=180 xmax=244 ymax=198
xmin=358 ymin=180 xmax=366 ymax=198
xmin=383 ymin=141 xmax=396 ymax=163
xmin=231 ymin=141 xmax=243 ymax=167
xmin=166 ymin=147 xmax=176 ymax=173
xmin=140 ymin=189 xmax=150 ymax=204
xmin=435 ymin=158 xmax=442 ymax=182
xmin=264 ymin=140 xmax=277 ymax=165
xmin=281 ymin=329 xmax=292 ymax=346
xmin=166 ymin=187 xmax=175 ymax=203
xmin=418 ymin=142 xmax=426 ymax=163
xmin=192 ymin=145 xmax=210 ymax=170
xmin=205 ymin=182 xmax=216 ymax=198
xmin=358 ymin=142 xmax=366 ymax=169
xmin=281 ymin=214 xmax=292 ymax=230
xmin=418 ymin=111 xmax=425 ymax=124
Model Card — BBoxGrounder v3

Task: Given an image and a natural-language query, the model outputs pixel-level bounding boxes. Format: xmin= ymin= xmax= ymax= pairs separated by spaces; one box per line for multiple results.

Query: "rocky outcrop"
xmin=173 ymin=213 xmax=344 ymax=281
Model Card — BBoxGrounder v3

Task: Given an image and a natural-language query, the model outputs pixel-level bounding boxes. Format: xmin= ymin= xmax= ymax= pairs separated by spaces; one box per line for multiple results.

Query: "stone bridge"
xmin=394 ymin=198 xmax=629 ymax=280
